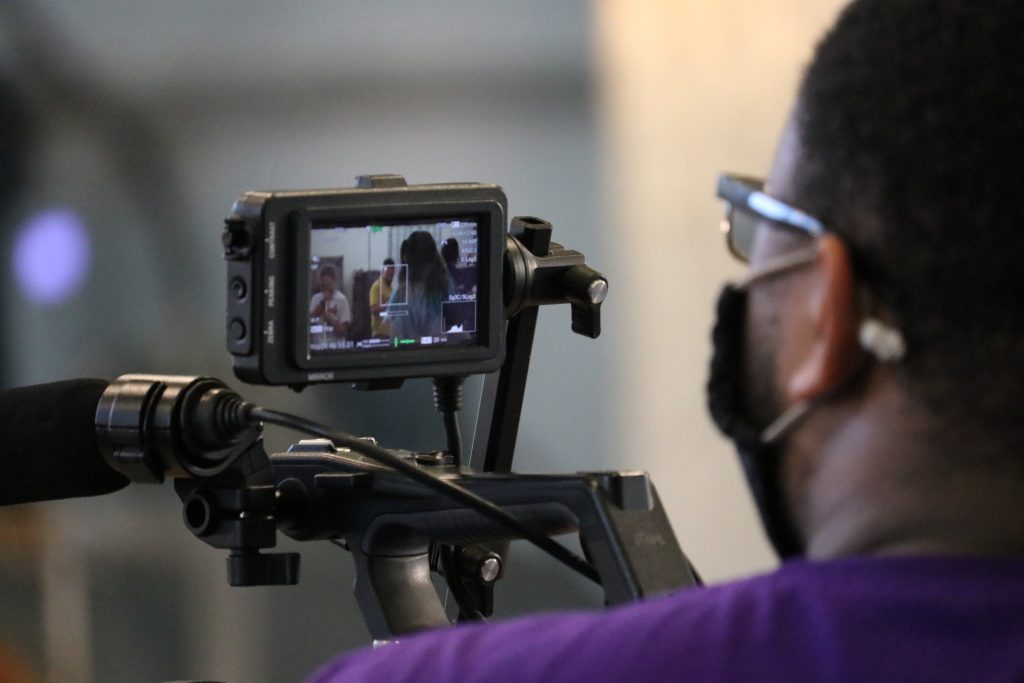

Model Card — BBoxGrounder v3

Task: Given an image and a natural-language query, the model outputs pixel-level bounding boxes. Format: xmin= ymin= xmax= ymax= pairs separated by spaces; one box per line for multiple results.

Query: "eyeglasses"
xmin=716 ymin=173 xmax=826 ymax=262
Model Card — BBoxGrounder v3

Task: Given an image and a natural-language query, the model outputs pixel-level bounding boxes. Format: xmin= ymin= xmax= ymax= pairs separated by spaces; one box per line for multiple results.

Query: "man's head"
xmin=789 ymin=0 xmax=1024 ymax=431
xmin=382 ymin=257 xmax=395 ymax=282
xmin=723 ymin=0 xmax=1024 ymax=558
xmin=318 ymin=266 xmax=337 ymax=295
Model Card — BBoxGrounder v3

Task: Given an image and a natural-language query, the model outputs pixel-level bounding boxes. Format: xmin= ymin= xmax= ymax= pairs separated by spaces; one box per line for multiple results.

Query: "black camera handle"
xmin=168 ymin=437 xmax=697 ymax=641
xmin=272 ymin=442 xmax=695 ymax=640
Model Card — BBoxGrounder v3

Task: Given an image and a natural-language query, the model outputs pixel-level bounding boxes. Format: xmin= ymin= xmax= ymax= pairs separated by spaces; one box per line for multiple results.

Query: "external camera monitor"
xmin=224 ymin=180 xmax=506 ymax=386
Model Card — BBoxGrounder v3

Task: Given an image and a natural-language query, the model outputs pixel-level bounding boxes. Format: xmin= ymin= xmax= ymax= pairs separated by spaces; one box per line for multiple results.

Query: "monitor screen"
xmin=306 ymin=217 xmax=482 ymax=358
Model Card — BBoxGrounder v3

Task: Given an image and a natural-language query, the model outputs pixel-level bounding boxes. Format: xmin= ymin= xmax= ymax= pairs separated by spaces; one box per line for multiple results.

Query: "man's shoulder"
xmin=307 ymin=555 xmax=1024 ymax=683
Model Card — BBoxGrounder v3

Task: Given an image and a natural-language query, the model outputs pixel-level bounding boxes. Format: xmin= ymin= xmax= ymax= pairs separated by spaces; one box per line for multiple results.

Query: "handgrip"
xmin=360 ymin=502 xmax=578 ymax=556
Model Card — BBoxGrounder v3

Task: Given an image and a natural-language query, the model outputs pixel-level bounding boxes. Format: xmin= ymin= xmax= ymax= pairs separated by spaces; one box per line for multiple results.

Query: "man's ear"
xmin=786 ymin=235 xmax=861 ymax=402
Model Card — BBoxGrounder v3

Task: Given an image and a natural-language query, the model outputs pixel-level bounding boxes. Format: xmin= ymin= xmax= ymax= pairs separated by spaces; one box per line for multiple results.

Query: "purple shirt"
xmin=307 ymin=555 xmax=1024 ymax=682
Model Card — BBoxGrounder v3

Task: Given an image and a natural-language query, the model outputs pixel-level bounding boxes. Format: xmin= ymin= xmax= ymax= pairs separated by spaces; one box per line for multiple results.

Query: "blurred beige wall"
xmin=594 ymin=0 xmax=849 ymax=581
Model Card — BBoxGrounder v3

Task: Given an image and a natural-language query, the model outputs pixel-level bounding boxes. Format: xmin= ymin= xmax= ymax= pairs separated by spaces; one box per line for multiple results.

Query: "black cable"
xmin=244 ymin=403 xmax=601 ymax=585
xmin=441 ymin=411 xmax=462 ymax=467
xmin=433 ymin=376 xmax=465 ymax=467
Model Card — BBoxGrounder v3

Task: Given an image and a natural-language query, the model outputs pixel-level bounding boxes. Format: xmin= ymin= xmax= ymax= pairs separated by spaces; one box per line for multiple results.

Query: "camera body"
xmin=223 ymin=178 xmax=507 ymax=386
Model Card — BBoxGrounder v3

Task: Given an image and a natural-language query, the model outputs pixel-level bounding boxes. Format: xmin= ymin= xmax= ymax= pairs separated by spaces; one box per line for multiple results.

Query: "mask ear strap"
xmin=759 ymin=321 xmax=906 ymax=445
xmin=736 ymin=247 xmax=819 ymax=291
xmin=761 ymin=399 xmax=812 ymax=444
xmin=730 ymin=246 xmax=819 ymax=445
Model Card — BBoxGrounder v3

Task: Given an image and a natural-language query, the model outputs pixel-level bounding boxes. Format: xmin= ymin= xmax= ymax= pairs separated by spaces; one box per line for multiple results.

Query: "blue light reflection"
xmin=12 ymin=209 xmax=93 ymax=304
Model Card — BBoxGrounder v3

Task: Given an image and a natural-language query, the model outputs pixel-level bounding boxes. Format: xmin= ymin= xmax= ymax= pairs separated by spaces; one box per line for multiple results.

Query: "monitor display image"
xmin=306 ymin=217 xmax=481 ymax=358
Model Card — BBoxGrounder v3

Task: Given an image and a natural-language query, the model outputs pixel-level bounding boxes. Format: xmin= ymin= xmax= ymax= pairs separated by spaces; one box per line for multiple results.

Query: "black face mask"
xmin=706 ymin=282 xmax=806 ymax=558
xmin=706 ymin=246 xmax=907 ymax=559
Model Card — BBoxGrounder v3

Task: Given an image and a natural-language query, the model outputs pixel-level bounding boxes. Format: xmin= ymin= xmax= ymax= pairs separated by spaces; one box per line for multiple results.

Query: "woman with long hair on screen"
xmin=389 ymin=231 xmax=451 ymax=341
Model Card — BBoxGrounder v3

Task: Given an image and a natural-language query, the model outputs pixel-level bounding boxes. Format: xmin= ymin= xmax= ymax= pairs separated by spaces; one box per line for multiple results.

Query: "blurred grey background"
xmin=0 ymin=1 xmax=845 ymax=681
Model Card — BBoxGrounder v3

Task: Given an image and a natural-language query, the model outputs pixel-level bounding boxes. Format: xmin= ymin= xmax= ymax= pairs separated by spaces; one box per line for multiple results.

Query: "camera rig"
xmin=96 ymin=175 xmax=699 ymax=641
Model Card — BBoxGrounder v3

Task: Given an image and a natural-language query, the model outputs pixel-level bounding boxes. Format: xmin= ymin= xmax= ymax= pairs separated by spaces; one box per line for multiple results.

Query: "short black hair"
xmin=795 ymin=0 xmax=1024 ymax=433
xmin=383 ymin=257 xmax=395 ymax=266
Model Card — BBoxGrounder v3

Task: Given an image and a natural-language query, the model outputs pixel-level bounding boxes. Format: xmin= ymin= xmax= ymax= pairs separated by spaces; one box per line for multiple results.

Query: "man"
xmin=309 ymin=265 xmax=351 ymax=340
xmin=368 ymin=258 xmax=395 ymax=338
xmin=307 ymin=0 xmax=1024 ymax=680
